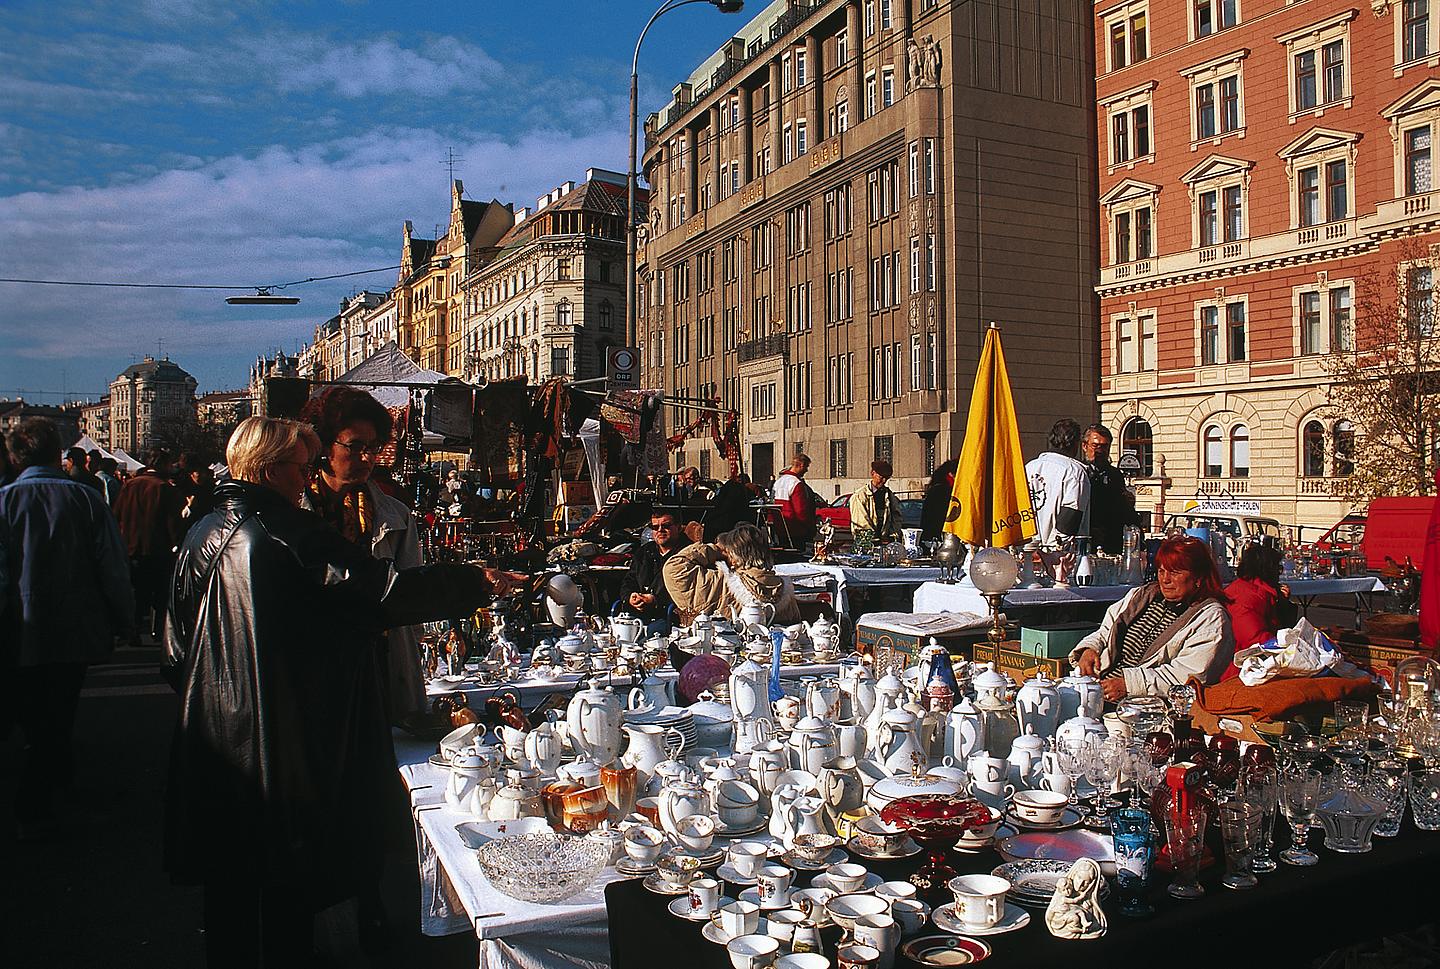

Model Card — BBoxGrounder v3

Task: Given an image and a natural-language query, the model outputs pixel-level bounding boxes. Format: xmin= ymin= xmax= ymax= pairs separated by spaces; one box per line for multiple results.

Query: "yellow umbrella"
xmin=944 ymin=323 xmax=1036 ymax=548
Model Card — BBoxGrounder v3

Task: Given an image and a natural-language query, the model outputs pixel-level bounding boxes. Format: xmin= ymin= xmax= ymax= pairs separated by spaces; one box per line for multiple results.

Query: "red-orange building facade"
xmin=1094 ymin=0 xmax=1438 ymax=528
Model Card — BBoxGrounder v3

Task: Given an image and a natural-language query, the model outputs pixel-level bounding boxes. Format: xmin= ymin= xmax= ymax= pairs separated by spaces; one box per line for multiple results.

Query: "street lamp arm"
xmin=632 ymin=0 xmax=711 ymax=76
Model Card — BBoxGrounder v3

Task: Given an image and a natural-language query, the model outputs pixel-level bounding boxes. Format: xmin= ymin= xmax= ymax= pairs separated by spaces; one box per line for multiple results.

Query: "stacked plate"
xmin=622 ymin=705 xmax=698 ymax=751
xmin=991 ymin=859 xmax=1111 ymax=910
xmin=996 ymin=829 xmax=1116 ymax=876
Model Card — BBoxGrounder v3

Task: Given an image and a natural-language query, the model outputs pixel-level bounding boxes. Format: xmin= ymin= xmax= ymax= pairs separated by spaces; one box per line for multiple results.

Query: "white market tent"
xmin=110 ymin=447 xmax=145 ymax=472
xmin=71 ymin=434 xmax=112 ymax=458
xmin=332 ymin=341 xmax=445 ymax=408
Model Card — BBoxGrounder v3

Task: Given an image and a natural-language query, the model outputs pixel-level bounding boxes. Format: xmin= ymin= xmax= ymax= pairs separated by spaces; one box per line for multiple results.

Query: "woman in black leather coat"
xmin=163 ymin=417 xmax=517 ymax=967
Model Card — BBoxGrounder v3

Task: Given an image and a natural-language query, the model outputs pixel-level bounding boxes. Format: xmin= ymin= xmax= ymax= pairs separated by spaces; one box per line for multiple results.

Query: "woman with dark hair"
xmin=1070 ymin=536 xmax=1235 ymax=700
xmin=1221 ymin=543 xmax=1296 ymax=679
xmin=298 ymin=386 xmax=429 ymax=720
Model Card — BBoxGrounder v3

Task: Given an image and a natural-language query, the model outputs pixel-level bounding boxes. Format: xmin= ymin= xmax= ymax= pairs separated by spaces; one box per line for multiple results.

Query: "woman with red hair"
xmin=1070 ymin=536 xmax=1235 ymax=700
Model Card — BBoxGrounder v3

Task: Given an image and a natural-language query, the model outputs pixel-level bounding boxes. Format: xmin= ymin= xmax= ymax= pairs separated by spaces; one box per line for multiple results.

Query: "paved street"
xmin=1 ymin=644 xmax=476 ymax=969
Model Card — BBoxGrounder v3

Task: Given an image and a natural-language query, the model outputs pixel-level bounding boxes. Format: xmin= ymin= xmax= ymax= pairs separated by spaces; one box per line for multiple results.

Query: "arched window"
xmin=557 ymin=300 xmax=573 ymax=329
xmin=1230 ymin=424 xmax=1250 ymax=478
xmin=1334 ymin=419 xmax=1355 ymax=476
xmin=599 ymin=300 xmax=614 ymax=331
xmin=1302 ymin=420 xmax=1325 ymax=477
xmin=1120 ymin=418 xmax=1154 ymax=476
xmin=1203 ymin=424 xmax=1223 ymax=477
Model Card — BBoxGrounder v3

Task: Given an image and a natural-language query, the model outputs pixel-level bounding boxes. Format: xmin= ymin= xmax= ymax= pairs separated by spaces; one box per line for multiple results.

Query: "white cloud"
xmin=0 ymin=123 xmax=629 ymax=394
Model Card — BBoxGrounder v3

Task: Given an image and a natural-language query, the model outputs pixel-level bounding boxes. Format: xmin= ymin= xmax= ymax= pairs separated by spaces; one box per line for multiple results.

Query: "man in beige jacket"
xmin=849 ymin=460 xmax=905 ymax=541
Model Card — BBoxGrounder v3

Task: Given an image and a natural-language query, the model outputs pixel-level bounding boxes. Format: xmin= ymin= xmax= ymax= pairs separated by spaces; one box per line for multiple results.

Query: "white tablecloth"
xmin=777 ymin=563 xmax=942 ymax=616
xmin=1285 ymin=576 xmax=1387 ymax=598
xmin=912 ymin=581 xmax=1132 ymax=616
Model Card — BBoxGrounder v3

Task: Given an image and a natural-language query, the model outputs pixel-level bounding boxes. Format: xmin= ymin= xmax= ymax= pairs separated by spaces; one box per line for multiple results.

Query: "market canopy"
xmin=70 ymin=434 xmax=112 ymax=459
xmin=109 ymin=447 xmax=145 ymax=472
xmin=333 ymin=341 xmax=446 ymax=408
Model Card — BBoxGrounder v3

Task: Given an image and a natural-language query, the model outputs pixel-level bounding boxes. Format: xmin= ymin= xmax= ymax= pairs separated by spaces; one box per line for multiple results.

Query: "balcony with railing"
xmin=737 ymin=333 xmax=789 ymax=363
xmin=1360 ymin=189 xmax=1439 ymax=236
xmin=1197 ymin=478 xmax=1249 ymax=494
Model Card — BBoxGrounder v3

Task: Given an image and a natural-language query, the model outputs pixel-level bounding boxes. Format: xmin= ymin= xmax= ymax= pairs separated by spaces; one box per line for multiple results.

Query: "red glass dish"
xmin=879 ymin=794 xmax=993 ymax=900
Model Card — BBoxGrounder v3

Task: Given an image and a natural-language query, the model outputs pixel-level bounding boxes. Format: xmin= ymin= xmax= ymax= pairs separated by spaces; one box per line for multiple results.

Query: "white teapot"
xmin=658 ymin=772 xmax=712 ymax=836
xmin=803 ymin=615 xmax=842 ymax=656
xmin=875 ymin=708 xmax=926 ymax=777
xmin=786 ymin=715 xmax=839 ymax=775
xmin=734 ymin=601 xmax=776 ymax=633
xmin=1058 ymin=673 xmax=1104 ymax=722
xmin=610 ymin=614 xmax=645 ymax=646
xmin=445 ymin=747 xmax=496 ymax=816
xmin=566 ymin=677 xmax=623 ymax=763
xmin=523 ymin=720 xmax=563 ymax=776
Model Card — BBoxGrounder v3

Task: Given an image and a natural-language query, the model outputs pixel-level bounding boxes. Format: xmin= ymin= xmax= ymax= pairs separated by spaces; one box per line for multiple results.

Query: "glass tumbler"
xmin=1335 ymin=700 xmax=1368 ymax=751
xmin=1367 ymin=761 xmax=1409 ymax=838
xmin=1163 ymin=803 xmax=1208 ymax=900
xmin=1241 ymin=767 xmax=1279 ymax=873
xmin=1219 ymin=800 xmax=1260 ymax=890
xmin=1110 ymin=807 xmax=1154 ymax=916
xmin=1408 ymin=769 xmax=1440 ymax=831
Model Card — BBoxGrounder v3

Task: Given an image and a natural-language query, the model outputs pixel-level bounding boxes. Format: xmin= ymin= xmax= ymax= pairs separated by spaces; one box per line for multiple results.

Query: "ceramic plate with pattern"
xmin=899 ymin=934 xmax=992 ymax=966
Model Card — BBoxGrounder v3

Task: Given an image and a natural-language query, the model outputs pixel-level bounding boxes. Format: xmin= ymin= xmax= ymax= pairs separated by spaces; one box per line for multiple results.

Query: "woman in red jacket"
xmin=1221 ymin=542 xmax=1297 ymax=679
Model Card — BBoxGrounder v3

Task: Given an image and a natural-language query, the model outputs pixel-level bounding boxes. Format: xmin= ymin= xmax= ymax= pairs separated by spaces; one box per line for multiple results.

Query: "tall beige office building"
xmin=639 ymin=0 xmax=1099 ymax=497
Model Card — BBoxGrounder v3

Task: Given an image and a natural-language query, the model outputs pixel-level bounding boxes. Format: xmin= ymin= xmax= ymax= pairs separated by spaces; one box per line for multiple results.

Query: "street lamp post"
xmin=627 ymin=0 xmax=744 ymax=351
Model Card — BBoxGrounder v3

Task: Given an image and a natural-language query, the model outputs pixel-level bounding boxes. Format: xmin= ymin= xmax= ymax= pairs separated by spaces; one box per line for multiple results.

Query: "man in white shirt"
xmin=1025 ymin=419 xmax=1091 ymax=548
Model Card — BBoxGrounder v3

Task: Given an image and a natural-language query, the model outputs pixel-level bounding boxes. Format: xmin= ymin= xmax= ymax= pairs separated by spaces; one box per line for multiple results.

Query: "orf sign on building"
xmin=607 ymin=347 xmax=639 ymax=387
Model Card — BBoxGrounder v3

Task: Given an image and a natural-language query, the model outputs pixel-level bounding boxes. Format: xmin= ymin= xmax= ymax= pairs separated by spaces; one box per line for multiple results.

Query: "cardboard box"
xmin=1324 ymin=627 xmax=1433 ymax=690
xmin=857 ymin=613 xmax=988 ymax=668
xmin=1019 ymin=622 xmax=1097 ymax=659
xmin=970 ymin=642 xmax=1068 ymax=681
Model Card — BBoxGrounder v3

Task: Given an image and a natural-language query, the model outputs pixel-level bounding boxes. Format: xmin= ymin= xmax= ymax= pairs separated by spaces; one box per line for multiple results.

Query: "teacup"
xmin=623 ymin=824 xmax=666 ymax=863
xmin=756 ymin=864 xmax=795 ymax=907
xmin=765 ymin=908 xmax=806 ymax=945
xmin=655 ymin=851 xmax=702 ymax=889
xmin=728 ymin=841 xmax=769 ymax=879
xmin=635 ymin=796 xmax=663 ymax=826
xmin=955 ymin=805 xmax=1004 ymax=844
xmin=890 ymin=897 xmax=929 ymax=937
xmin=948 ymin=874 xmax=1010 ymax=929
xmin=728 ymin=933 xmax=781 ymax=969
xmin=716 ymin=899 xmax=761 ymax=939
xmin=1010 ymin=788 xmax=1068 ymax=825
xmin=825 ymin=862 xmax=869 ymax=894
xmin=676 ymin=813 xmax=717 ymax=853
xmin=850 ymin=815 xmax=906 ymax=855
xmin=966 ymin=754 xmax=1008 ymax=785
xmin=791 ymin=832 xmax=842 ymax=864
xmin=826 ymin=892 xmax=889 ymax=932
xmin=853 ymin=912 xmax=899 ymax=969
xmin=1039 ymin=771 xmax=1073 ymax=798
xmin=875 ymin=880 xmax=917 ymax=906
xmin=688 ymin=877 xmax=723 ymax=918
xmin=971 ymin=780 xmax=1016 ymax=810
xmin=777 ymin=952 xmax=829 ymax=969
xmin=836 ymin=941 xmax=882 ymax=969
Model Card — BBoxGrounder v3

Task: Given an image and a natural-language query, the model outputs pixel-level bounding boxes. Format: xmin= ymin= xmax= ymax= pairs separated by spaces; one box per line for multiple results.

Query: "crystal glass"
xmin=1110 ymin=807 xmax=1154 ymax=916
xmin=1083 ymin=738 xmax=1123 ymax=825
xmin=1163 ymin=803 xmax=1207 ymax=900
xmin=1408 ymin=769 xmax=1440 ymax=831
xmin=1240 ymin=767 xmax=1280 ymax=873
xmin=1209 ymin=735 xmax=1241 ymax=790
xmin=474 ymin=832 xmax=613 ymax=903
xmin=1056 ymin=738 xmax=1090 ymax=807
xmin=1219 ymin=800 xmax=1260 ymax=889
xmin=1167 ymin=684 xmax=1196 ymax=720
xmin=1280 ymin=770 xmax=1322 ymax=866
xmin=1315 ymin=774 xmax=1384 ymax=854
xmin=1367 ymin=761 xmax=1409 ymax=837
xmin=1335 ymin=701 xmax=1369 ymax=751
xmin=1124 ymin=744 xmax=1163 ymax=810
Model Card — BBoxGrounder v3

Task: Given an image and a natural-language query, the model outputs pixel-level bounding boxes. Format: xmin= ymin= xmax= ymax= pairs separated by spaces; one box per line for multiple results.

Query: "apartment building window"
xmin=874 ymin=435 xmax=894 ymax=468
xmin=1106 ymin=5 xmax=1149 ymax=71
xmin=1199 ymin=298 xmax=1246 ymax=364
xmin=927 ymin=331 xmax=938 ymax=389
xmin=924 ymin=139 xmax=936 ymax=193
xmin=1122 ymin=419 xmax=1154 ymax=476
xmin=796 ymin=119 xmax=808 ymax=156
xmin=795 ymin=48 xmax=808 ymax=87
xmin=1406 ymin=126 xmax=1432 ymax=195
xmin=1230 ymin=425 xmax=1251 ymax=478
xmin=551 ymin=345 xmax=571 ymax=376
xmin=827 ymin=268 xmax=854 ymax=322
xmin=908 ymin=142 xmax=919 ymax=196
xmin=557 ymin=257 xmax=571 ymax=280
xmin=782 ymin=52 xmax=793 ymax=93
xmin=910 ymin=334 xmax=923 ymax=390
xmin=1408 ymin=266 xmax=1435 ymax=337
xmin=752 ymin=222 xmax=773 ymax=268
xmin=1108 ymin=105 xmax=1150 ymax=163
xmin=1115 ymin=211 xmax=1133 ymax=263
xmin=865 ymin=72 xmax=877 ymax=118
xmin=673 ymin=321 xmax=690 ymax=364
xmin=1402 ymin=0 xmax=1432 ymax=62
xmin=786 ymin=202 xmax=811 ymax=253
xmin=910 ymin=237 xmax=921 ymax=294
xmin=557 ymin=300 xmax=573 ymax=329
xmin=1192 ymin=0 xmax=1237 ymax=40
xmin=926 ymin=233 xmax=937 ymax=291
xmin=1299 ymin=291 xmax=1323 ymax=355
xmin=1281 ymin=128 xmax=1359 ymax=228
xmin=750 ymin=382 xmax=776 ymax=419
xmin=722 ymin=238 xmax=738 ymax=281
xmin=1188 ymin=163 xmax=1248 ymax=247
xmin=1114 ymin=314 xmax=1156 ymax=373
xmin=1335 ymin=421 xmax=1356 ymax=476
xmin=881 ymin=68 xmax=896 ymax=108
xmin=867 ymin=159 xmax=901 ymax=220
xmin=599 ymin=300 xmax=614 ymax=331
xmin=1202 ymin=425 xmax=1223 ymax=477
xmin=824 ymin=184 xmax=852 ymax=239
xmin=730 ymin=95 xmax=741 ymax=129
xmin=787 ymin=282 xmax=812 ymax=332
xmin=830 ymin=97 xmax=850 ymax=137
xmin=1331 ymin=286 xmax=1354 ymax=350
xmin=1302 ymin=420 xmax=1326 ymax=476
xmin=1195 ymin=85 xmax=1216 ymax=140
xmin=1282 ymin=12 xmax=1354 ymax=117
xmin=784 ymin=123 xmax=794 ymax=163
xmin=880 ymin=0 xmax=893 ymax=29
xmin=837 ymin=29 xmax=849 ymax=65
xmin=1228 ymin=301 xmax=1247 ymax=361
xmin=830 ymin=439 xmax=848 ymax=478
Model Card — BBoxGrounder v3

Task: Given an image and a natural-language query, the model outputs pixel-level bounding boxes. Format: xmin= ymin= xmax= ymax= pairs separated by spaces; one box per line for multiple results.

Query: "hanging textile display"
xmin=599 ymin=389 xmax=666 ymax=472
xmin=470 ymin=378 xmax=528 ymax=482
xmin=666 ymin=406 xmax=743 ymax=479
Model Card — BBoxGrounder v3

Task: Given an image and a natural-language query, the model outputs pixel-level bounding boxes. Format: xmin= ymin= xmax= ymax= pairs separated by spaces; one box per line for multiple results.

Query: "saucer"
xmin=616 ymin=857 xmax=658 ymax=876
xmin=676 ymin=846 xmax=726 ymax=868
xmin=1004 ymin=808 xmax=1084 ymax=831
xmin=739 ymin=886 xmax=795 ymax=911
xmin=713 ymin=816 xmax=768 ymax=838
xmin=933 ymin=902 xmax=1030 ymax=937
xmin=716 ymin=862 xmax=759 ymax=885
xmin=427 ymin=752 xmax=451 ymax=768
xmin=701 ymin=917 xmax=771 ymax=946
xmin=777 ymin=847 xmax=848 ymax=870
xmin=900 ymin=934 xmax=992 ymax=966
xmin=811 ymin=871 xmax=884 ymax=894
xmin=668 ymin=895 xmax=728 ymax=922
xmin=643 ymin=873 xmax=692 ymax=896
xmin=847 ymin=837 xmax=923 ymax=860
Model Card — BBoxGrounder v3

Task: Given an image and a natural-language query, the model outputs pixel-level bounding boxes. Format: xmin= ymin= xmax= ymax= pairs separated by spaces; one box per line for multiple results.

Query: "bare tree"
xmin=1323 ymin=239 xmax=1438 ymax=503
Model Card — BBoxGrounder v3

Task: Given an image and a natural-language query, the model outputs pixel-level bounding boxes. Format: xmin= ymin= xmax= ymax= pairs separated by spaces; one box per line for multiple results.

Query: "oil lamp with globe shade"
xmin=967 ymin=546 xmax=1019 ymax=647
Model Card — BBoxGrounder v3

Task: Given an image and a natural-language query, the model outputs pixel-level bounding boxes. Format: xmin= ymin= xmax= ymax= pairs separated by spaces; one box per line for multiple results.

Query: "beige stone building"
xmin=640 ymin=0 xmax=1099 ymax=497
xmin=80 ymin=397 xmax=110 ymax=450
xmin=108 ymin=356 xmax=198 ymax=455
xmin=459 ymin=169 xmax=634 ymax=383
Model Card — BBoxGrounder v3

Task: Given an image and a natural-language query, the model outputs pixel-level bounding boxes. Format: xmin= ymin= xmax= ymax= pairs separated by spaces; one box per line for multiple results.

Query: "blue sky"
xmin=0 ymin=0 xmax=752 ymax=401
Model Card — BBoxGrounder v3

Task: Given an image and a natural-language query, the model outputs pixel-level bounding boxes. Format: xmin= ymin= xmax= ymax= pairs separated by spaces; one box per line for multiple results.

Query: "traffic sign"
xmin=1117 ymin=450 xmax=1142 ymax=475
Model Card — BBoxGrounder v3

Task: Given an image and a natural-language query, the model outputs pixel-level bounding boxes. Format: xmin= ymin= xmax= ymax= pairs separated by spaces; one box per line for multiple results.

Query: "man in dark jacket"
xmin=0 ymin=418 xmax=133 ymax=840
xmin=1082 ymin=423 xmax=1142 ymax=553
xmin=617 ymin=508 xmax=691 ymax=633
xmin=63 ymin=445 xmax=103 ymax=493
xmin=113 ymin=447 xmax=185 ymax=640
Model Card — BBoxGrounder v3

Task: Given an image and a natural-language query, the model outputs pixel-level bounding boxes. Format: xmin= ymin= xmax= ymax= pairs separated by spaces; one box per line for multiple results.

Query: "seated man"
xmin=849 ymin=459 xmax=904 ymax=542
xmin=616 ymin=509 xmax=692 ymax=633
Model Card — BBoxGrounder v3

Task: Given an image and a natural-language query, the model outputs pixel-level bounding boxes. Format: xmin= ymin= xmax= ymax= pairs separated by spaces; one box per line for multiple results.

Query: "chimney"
xmin=561 ymin=180 xmax=575 ymax=195
xmin=514 ymin=207 xmax=529 ymax=224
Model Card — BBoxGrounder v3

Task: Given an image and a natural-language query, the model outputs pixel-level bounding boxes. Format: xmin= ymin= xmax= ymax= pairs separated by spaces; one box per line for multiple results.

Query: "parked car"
xmin=1308 ymin=513 xmax=1367 ymax=554
xmin=816 ymin=492 xmax=925 ymax=539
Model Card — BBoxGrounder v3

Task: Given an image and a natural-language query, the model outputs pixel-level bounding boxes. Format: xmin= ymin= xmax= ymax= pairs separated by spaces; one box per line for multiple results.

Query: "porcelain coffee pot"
xmin=787 ymin=715 xmax=839 ymax=775
xmin=864 ymin=670 xmax=910 ymax=747
xmin=1008 ymin=733 xmax=1046 ymax=790
xmin=735 ymin=601 xmax=776 ymax=634
xmin=622 ymin=723 xmax=686 ymax=786
xmin=445 ymin=747 xmax=495 ymax=816
xmin=1058 ymin=673 xmax=1104 ymax=722
xmin=805 ymin=678 xmax=842 ymax=721
xmin=1015 ymin=673 xmax=1061 ymax=740
xmin=945 ymin=696 xmax=984 ymax=763
xmin=818 ymin=756 xmax=865 ymax=818
xmin=749 ymin=740 xmax=788 ymax=795
xmin=610 ymin=614 xmax=645 ymax=646
xmin=566 ymin=677 xmax=623 ymax=763
xmin=839 ymin=659 xmax=878 ymax=724
xmin=729 ymin=656 xmax=773 ymax=724
xmin=875 ymin=708 xmax=926 ymax=777
xmin=658 ymin=771 xmax=713 ymax=836
xmin=523 ymin=719 xmax=563 ymax=776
